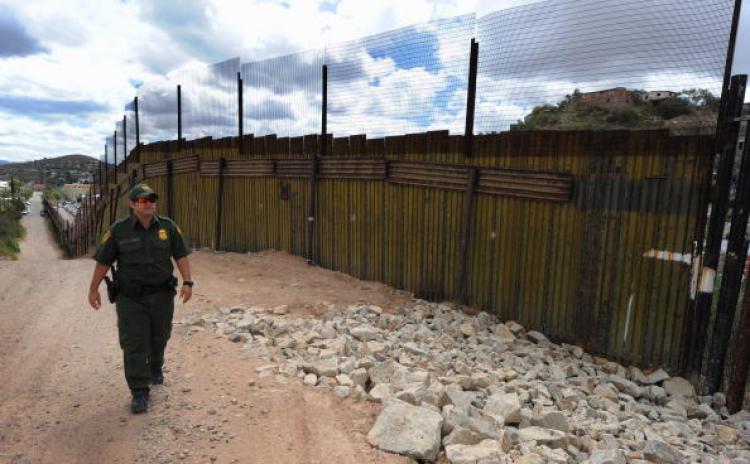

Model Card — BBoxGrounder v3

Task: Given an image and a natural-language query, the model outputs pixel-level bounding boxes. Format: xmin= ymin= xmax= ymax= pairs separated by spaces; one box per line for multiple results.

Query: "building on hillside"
xmin=572 ymin=88 xmax=682 ymax=109
xmin=572 ymin=87 xmax=644 ymax=108
xmin=33 ymin=183 xmax=47 ymax=191
xmin=643 ymin=90 xmax=679 ymax=102
xmin=0 ymin=180 xmax=9 ymax=193
xmin=62 ymin=183 xmax=92 ymax=200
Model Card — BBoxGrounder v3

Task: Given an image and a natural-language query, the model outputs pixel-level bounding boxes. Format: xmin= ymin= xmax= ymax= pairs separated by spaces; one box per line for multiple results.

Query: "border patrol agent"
xmin=88 ymin=183 xmax=193 ymax=414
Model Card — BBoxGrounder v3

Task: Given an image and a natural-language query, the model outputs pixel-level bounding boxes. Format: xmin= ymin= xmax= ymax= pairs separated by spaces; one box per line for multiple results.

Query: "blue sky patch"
xmin=0 ymin=95 xmax=106 ymax=116
xmin=433 ymin=76 xmax=464 ymax=113
xmin=319 ymin=0 xmax=340 ymax=13
xmin=366 ymin=26 xmax=440 ymax=74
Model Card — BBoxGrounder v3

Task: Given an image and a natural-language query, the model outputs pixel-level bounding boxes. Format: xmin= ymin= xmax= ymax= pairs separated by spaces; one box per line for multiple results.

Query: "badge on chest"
xmin=158 ymin=229 xmax=168 ymax=241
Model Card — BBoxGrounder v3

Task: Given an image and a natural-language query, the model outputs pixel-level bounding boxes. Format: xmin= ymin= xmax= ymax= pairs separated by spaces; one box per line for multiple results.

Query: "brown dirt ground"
xmin=0 ymin=193 xmax=413 ymax=464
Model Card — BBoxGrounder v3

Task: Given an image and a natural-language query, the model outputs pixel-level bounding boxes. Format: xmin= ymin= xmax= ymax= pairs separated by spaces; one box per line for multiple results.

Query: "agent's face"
xmin=129 ymin=196 xmax=157 ymax=217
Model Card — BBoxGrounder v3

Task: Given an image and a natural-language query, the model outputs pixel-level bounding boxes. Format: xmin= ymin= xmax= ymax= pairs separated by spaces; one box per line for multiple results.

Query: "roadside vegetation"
xmin=0 ymin=179 xmax=30 ymax=259
xmin=43 ymin=187 xmax=63 ymax=203
xmin=0 ymin=199 xmax=25 ymax=259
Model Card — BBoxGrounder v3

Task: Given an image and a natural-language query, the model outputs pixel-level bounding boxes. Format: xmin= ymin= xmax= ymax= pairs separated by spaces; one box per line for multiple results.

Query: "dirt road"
xmin=0 ymin=193 xmax=410 ymax=464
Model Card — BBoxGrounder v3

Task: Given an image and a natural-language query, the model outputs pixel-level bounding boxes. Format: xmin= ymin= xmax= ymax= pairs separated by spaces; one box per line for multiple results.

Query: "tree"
xmin=520 ymin=105 xmax=561 ymax=129
xmin=652 ymin=97 xmax=693 ymax=120
xmin=681 ymin=88 xmax=720 ymax=112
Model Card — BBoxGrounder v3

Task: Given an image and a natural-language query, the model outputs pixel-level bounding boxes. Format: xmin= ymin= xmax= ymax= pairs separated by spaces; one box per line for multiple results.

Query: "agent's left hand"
xmin=180 ymin=284 xmax=192 ymax=304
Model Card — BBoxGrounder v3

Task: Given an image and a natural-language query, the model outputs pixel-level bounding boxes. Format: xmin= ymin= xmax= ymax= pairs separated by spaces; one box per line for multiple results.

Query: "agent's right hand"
xmin=88 ymin=289 xmax=101 ymax=310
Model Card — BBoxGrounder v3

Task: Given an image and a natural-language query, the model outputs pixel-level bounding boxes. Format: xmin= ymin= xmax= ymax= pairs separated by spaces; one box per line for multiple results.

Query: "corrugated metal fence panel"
xmin=115 ymin=129 xmax=711 ymax=371
xmin=455 ymin=130 xmax=711 ymax=370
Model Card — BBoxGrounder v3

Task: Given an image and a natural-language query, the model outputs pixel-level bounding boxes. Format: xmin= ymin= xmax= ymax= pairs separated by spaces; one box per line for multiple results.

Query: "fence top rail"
xmin=129 ymin=129 xmax=714 ymax=161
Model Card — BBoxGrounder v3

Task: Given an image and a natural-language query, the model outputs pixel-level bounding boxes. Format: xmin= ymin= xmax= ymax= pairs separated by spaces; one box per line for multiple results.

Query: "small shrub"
xmin=607 ymin=107 xmax=643 ymax=127
xmin=652 ymin=98 xmax=693 ymax=120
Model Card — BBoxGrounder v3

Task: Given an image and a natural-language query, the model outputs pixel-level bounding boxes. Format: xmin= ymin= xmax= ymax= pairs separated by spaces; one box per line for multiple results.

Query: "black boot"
xmin=151 ymin=368 xmax=164 ymax=385
xmin=131 ymin=390 xmax=149 ymax=414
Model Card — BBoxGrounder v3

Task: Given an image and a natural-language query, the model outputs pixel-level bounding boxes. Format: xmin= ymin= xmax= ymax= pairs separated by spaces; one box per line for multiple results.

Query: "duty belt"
xmin=119 ymin=277 xmax=177 ymax=299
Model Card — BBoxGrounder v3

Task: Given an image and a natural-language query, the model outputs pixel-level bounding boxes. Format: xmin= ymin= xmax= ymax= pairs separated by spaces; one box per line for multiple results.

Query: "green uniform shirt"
xmin=94 ymin=213 xmax=191 ymax=288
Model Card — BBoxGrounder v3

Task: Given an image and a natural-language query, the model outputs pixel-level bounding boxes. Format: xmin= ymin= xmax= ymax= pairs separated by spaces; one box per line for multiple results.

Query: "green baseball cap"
xmin=128 ymin=183 xmax=158 ymax=201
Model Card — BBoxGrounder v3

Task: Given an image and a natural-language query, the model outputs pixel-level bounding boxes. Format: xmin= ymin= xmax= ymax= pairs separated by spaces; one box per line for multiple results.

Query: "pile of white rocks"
xmin=182 ymin=301 xmax=750 ymax=463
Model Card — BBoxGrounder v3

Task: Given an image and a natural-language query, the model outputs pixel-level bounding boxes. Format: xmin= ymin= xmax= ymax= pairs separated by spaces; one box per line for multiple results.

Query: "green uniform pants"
xmin=115 ymin=290 xmax=175 ymax=392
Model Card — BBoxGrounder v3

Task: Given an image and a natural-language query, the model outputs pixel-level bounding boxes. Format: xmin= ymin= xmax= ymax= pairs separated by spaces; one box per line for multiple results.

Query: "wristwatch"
xmin=182 ymin=280 xmax=194 ymax=287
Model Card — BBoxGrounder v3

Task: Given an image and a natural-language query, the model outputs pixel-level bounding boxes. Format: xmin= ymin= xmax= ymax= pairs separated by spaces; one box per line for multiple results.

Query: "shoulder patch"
xmin=100 ymin=229 xmax=111 ymax=244
xmin=158 ymin=215 xmax=181 ymax=235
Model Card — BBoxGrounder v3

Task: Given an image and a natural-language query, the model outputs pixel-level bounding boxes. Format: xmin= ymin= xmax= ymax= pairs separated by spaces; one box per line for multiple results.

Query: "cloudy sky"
xmin=0 ymin=0 xmax=747 ymax=162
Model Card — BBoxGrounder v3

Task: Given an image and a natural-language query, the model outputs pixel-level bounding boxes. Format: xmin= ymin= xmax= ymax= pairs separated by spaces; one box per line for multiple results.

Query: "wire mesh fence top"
xmin=111 ymin=0 xmax=735 ymax=148
xmin=241 ymin=49 xmax=324 ymax=138
xmin=178 ymin=57 xmax=240 ymax=141
xmin=137 ymin=75 xmax=178 ymax=145
xmin=475 ymin=0 xmax=733 ymax=133
xmin=325 ymin=13 xmax=475 ymax=138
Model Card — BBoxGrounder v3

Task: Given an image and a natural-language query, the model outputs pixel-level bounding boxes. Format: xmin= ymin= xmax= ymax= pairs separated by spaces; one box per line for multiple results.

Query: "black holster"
xmin=104 ymin=275 xmax=118 ymax=303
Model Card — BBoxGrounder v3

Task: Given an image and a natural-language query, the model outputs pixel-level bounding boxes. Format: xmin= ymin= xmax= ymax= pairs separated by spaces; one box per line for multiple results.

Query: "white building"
xmin=643 ymin=90 xmax=679 ymax=102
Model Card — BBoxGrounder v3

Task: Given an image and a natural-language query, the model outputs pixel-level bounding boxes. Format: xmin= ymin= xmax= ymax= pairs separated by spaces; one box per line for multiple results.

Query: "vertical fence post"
xmin=113 ymin=130 xmax=118 ymax=184
xmin=123 ymin=115 xmax=129 ymax=186
xmin=463 ymin=39 xmax=479 ymax=159
xmin=715 ymin=0 xmax=744 ymax=133
xmin=167 ymin=159 xmax=174 ymax=219
xmin=215 ymin=157 xmax=227 ymax=249
xmin=688 ymin=75 xmax=747 ymax=387
xmin=238 ymin=72 xmax=243 ymax=156
xmin=307 ymin=64 xmax=326 ymax=264
xmin=134 ymin=97 xmax=140 ymax=164
xmin=87 ymin=189 xmax=93 ymax=247
xmin=111 ymin=185 xmax=120 ymax=224
xmin=706 ymin=91 xmax=750 ymax=394
xmin=456 ymin=38 xmax=479 ymax=304
xmin=728 ymin=240 xmax=750 ymax=411
xmin=684 ymin=0 xmax=744 ymax=374
xmin=177 ymin=84 xmax=182 ymax=152
xmin=104 ymin=142 xmax=109 ymax=190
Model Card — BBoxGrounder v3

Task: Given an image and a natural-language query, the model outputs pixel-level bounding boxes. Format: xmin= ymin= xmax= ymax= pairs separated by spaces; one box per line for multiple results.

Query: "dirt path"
xmin=0 ymin=194 xmax=411 ymax=464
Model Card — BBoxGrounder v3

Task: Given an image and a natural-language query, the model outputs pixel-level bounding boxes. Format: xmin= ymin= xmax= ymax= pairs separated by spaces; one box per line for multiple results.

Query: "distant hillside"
xmin=0 ymin=160 xmax=9 ymax=165
xmin=513 ymin=88 xmax=719 ymax=134
xmin=53 ymin=154 xmax=98 ymax=163
xmin=0 ymin=154 xmax=99 ymax=186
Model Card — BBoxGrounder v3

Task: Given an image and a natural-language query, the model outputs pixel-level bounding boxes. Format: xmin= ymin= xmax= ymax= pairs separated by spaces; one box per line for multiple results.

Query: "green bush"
xmin=606 ymin=107 xmax=644 ymax=127
xmin=652 ymin=97 xmax=693 ymax=120
xmin=522 ymin=105 xmax=562 ymax=129
xmin=0 ymin=209 xmax=24 ymax=259
xmin=0 ymin=238 xmax=20 ymax=257
xmin=43 ymin=187 xmax=63 ymax=203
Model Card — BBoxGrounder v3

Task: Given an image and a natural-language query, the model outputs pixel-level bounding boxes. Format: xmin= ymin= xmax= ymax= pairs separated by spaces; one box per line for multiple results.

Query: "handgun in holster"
xmin=104 ymin=268 xmax=118 ymax=303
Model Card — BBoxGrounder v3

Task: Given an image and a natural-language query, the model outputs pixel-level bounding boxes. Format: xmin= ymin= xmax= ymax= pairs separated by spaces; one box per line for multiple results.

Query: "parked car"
xmin=21 ymin=208 xmax=30 ymax=215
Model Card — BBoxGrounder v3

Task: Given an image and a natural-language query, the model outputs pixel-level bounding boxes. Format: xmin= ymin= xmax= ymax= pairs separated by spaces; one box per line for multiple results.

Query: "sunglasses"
xmin=134 ymin=197 xmax=157 ymax=204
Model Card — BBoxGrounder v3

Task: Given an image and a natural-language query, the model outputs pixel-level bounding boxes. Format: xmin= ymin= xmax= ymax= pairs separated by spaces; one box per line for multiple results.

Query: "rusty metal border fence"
xmin=43 ymin=193 xmax=102 ymax=258
xmin=67 ymin=128 xmax=713 ymax=376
